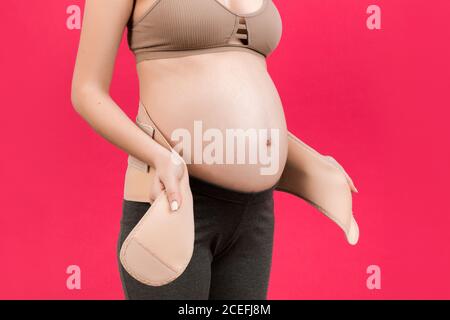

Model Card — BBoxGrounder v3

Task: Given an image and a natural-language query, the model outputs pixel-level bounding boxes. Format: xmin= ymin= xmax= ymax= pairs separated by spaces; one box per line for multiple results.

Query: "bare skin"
xmin=71 ymin=0 xmax=288 ymax=209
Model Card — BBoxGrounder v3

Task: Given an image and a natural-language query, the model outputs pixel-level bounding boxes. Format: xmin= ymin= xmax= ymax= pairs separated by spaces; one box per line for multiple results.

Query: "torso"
xmin=124 ymin=0 xmax=288 ymax=198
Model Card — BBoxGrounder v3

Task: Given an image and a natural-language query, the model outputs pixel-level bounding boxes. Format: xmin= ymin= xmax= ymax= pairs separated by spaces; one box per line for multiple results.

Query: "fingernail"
xmin=170 ymin=200 xmax=179 ymax=212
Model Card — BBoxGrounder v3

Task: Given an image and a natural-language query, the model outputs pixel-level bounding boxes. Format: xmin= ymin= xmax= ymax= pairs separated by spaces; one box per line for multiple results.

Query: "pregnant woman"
xmin=71 ymin=0 xmax=358 ymax=300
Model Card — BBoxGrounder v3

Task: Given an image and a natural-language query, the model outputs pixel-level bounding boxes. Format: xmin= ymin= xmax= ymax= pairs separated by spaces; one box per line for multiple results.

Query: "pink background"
xmin=1 ymin=0 xmax=449 ymax=300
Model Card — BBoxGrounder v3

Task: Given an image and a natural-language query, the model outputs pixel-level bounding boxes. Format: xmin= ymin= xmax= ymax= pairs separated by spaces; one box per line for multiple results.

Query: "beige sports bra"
xmin=127 ymin=0 xmax=283 ymax=62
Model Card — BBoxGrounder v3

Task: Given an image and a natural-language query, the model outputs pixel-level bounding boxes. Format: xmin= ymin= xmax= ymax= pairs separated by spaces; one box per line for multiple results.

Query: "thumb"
xmin=162 ymin=174 xmax=182 ymax=212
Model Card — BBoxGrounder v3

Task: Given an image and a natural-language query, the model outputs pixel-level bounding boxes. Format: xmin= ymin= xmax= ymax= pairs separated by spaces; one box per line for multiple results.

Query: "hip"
xmin=123 ymin=155 xmax=286 ymax=202
xmin=120 ymin=174 xmax=275 ymax=241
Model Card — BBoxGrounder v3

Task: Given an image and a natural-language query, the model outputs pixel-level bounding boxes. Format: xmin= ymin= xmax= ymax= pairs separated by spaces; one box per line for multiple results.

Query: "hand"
xmin=150 ymin=149 xmax=185 ymax=211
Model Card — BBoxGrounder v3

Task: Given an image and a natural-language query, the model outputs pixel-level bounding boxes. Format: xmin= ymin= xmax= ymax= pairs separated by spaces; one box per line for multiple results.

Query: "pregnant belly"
xmin=133 ymin=51 xmax=288 ymax=192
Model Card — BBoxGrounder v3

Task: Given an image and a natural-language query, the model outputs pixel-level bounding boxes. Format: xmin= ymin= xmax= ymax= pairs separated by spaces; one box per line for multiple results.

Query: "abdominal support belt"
xmin=120 ymin=101 xmax=359 ymax=286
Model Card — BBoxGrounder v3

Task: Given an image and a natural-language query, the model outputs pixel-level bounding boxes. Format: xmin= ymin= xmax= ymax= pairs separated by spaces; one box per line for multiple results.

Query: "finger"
xmin=162 ymin=173 xmax=182 ymax=212
xmin=149 ymin=174 xmax=164 ymax=204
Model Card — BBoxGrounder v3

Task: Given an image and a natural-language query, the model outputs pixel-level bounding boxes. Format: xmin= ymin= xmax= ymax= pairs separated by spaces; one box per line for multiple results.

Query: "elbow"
xmin=71 ymin=83 xmax=100 ymax=115
xmin=71 ymin=95 xmax=80 ymax=114
xmin=71 ymin=84 xmax=86 ymax=114
xmin=71 ymin=77 xmax=110 ymax=116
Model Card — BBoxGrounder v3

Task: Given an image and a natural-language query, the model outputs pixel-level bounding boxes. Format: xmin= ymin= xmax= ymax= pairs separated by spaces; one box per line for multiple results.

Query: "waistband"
xmin=188 ymin=175 xmax=276 ymax=205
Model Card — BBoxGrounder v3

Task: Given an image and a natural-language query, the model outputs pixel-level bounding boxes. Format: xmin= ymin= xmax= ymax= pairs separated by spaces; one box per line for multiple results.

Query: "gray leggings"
xmin=117 ymin=176 xmax=276 ymax=300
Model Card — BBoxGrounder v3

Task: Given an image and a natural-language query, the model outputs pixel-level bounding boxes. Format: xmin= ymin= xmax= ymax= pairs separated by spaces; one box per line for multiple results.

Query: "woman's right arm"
xmin=71 ymin=0 xmax=183 ymax=209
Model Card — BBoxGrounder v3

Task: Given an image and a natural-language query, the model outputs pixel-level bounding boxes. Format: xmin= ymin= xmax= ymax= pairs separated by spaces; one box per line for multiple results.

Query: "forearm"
xmin=71 ymin=87 xmax=167 ymax=168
